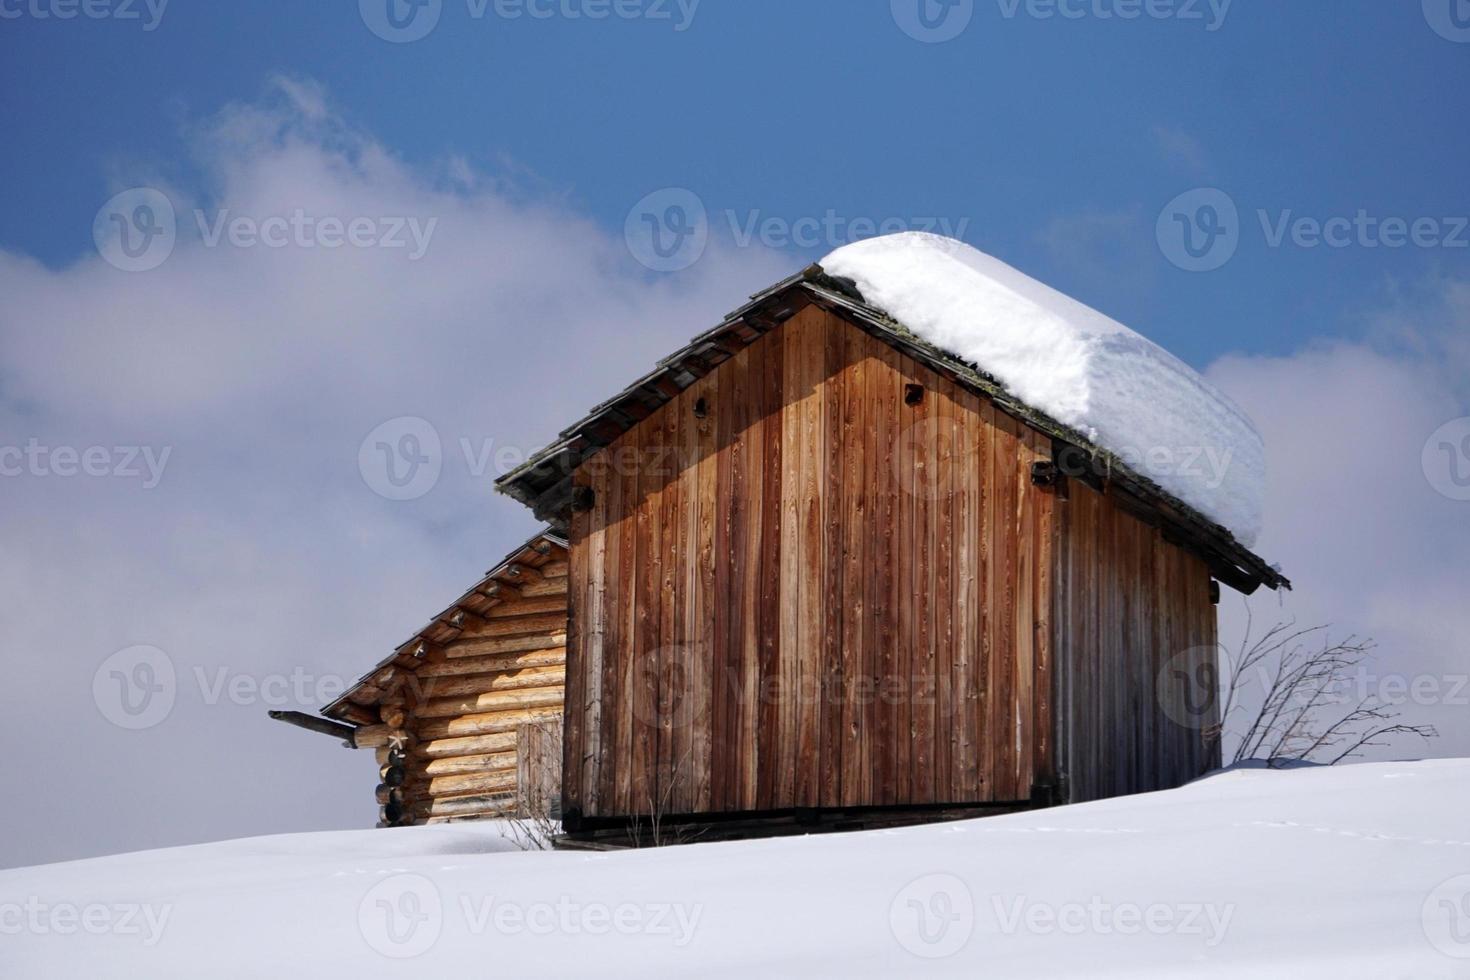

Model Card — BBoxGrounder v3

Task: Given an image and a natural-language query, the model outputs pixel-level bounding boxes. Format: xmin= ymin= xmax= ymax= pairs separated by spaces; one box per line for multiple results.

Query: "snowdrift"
xmin=4 ymin=759 xmax=1467 ymax=978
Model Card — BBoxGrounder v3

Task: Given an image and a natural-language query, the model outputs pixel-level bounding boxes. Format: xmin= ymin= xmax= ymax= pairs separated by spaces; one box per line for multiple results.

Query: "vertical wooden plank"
xmin=1013 ymin=428 xmax=1036 ymax=799
xmin=615 ymin=427 xmax=641 ymax=815
xmin=580 ymin=457 xmax=610 ymax=817
xmin=777 ymin=319 xmax=802 ymax=810
xmin=594 ymin=439 xmax=624 ymax=815
xmin=1077 ymin=484 xmax=1098 ymax=803
xmin=839 ymin=329 xmax=870 ymax=807
xmin=932 ymin=381 xmax=955 ymax=804
xmin=1117 ymin=496 xmax=1134 ymax=796
xmin=910 ymin=365 xmax=936 ymax=805
xmin=896 ymin=360 xmax=918 ymax=806
xmin=755 ymin=327 xmax=785 ymax=811
xmin=1032 ymin=432 xmax=1055 ymax=795
xmin=657 ymin=386 xmax=681 ymax=815
xmin=1051 ymin=475 xmax=1072 ymax=802
xmin=819 ymin=314 xmax=846 ymax=808
xmin=995 ymin=414 xmax=1019 ymax=800
xmin=692 ymin=372 xmax=718 ymax=814
xmin=563 ymin=480 xmax=589 ymax=818
xmin=737 ymin=344 xmax=765 ymax=812
xmin=874 ymin=342 xmax=902 ymax=807
xmin=954 ymin=389 xmax=981 ymax=802
xmin=711 ymin=343 xmax=738 ymax=812
xmin=673 ymin=378 xmax=699 ymax=815
xmin=794 ymin=311 xmax=825 ymax=809
xmin=633 ymin=416 xmax=661 ymax=816
xmin=726 ymin=344 xmax=755 ymax=813
xmin=977 ymin=397 xmax=998 ymax=803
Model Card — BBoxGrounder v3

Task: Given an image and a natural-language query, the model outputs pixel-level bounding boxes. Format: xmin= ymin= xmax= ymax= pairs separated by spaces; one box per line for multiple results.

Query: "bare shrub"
xmin=1217 ymin=607 xmax=1437 ymax=767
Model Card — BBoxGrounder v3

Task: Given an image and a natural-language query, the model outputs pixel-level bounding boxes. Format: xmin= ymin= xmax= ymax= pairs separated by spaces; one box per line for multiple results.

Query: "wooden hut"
xmin=273 ymin=532 xmax=569 ymax=826
xmin=494 ymin=262 xmax=1289 ymax=841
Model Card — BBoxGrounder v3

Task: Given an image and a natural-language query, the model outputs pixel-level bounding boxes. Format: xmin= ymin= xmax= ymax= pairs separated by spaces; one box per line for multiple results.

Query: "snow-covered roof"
xmin=497 ymin=244 xmax=1285 ymax=593
xmin=822 ymin=233 xmax=1265 ymax=546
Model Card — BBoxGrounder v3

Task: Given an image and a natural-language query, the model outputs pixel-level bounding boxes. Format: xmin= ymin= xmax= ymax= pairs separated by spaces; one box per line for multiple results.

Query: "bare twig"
xmin=1220 ymin=606 xmax=1436 ymax=767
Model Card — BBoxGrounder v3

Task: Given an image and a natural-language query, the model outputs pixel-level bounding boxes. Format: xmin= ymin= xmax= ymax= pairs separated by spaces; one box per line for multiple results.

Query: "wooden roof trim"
xmin=319 ymin=529 xmax=569 ymax=723
xmin=494 ymin=269 xmax=1288 ymax=594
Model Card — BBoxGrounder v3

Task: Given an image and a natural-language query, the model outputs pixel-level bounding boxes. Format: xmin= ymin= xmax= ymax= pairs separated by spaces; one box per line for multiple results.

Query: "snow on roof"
xmin=821 ymin=233 xmax=1265 ymax=546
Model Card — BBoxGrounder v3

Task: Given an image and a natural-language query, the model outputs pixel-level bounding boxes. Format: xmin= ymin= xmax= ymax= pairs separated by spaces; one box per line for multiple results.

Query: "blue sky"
xmin=2 ymin=1 xmax=1469 ymax=867
xmin=4 ymin=0 xmax=1469 ymax=365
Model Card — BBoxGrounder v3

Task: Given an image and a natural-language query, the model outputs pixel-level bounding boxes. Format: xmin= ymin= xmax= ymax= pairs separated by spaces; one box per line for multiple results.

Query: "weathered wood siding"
xmin=392 ymin=550 xmax=568 ymax=823
xmin=1051 ymin=480 xmax=1221 ymax=804
xmin=565 ymin=306 xmax=1060 ymax=820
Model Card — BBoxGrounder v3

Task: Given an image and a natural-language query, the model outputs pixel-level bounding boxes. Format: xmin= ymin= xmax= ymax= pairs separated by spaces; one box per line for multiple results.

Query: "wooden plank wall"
xmin=1051 ymin=481 xmax=1220 ymax=804
xmin=566 ymin=306 xmax=1058 ymax=820
xmin=393 ymin=554 xmax=569 ymax=823
xmin=516 ymin=719 xmax=564 ymax=817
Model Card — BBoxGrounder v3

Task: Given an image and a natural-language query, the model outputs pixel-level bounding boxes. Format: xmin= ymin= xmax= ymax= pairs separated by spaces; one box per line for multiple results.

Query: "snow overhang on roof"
xmin=495 ymin=257 xmax=1289 ymax=596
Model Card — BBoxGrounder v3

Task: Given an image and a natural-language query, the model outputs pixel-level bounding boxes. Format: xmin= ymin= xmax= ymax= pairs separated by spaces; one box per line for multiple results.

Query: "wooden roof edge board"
xmin=493 ymin=270 xmax=1289 ymax=593
xmin=492 ymin=283 xmax=821 ymax=508
xmin=319 ymin=528 xmax=569 ymax=722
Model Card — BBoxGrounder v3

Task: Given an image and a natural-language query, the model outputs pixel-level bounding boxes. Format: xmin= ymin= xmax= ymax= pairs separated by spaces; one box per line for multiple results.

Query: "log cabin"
xmin=273 ymin=532 xmax=569 ymax=826
xmin=279 ymin=234 xmax=1289 ymax=840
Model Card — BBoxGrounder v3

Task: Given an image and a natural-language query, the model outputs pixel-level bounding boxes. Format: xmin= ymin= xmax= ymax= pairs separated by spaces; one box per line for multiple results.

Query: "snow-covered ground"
xmin=4 ymin=759 xmax=1468 ymax=978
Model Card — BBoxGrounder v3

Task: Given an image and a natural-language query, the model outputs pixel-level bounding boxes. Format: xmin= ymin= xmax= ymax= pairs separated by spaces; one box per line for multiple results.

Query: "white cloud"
xmin=0 ymin=78 xmax=788 ymax=868
xmin=1208 ymin=278 xmax=1470 ymax=761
